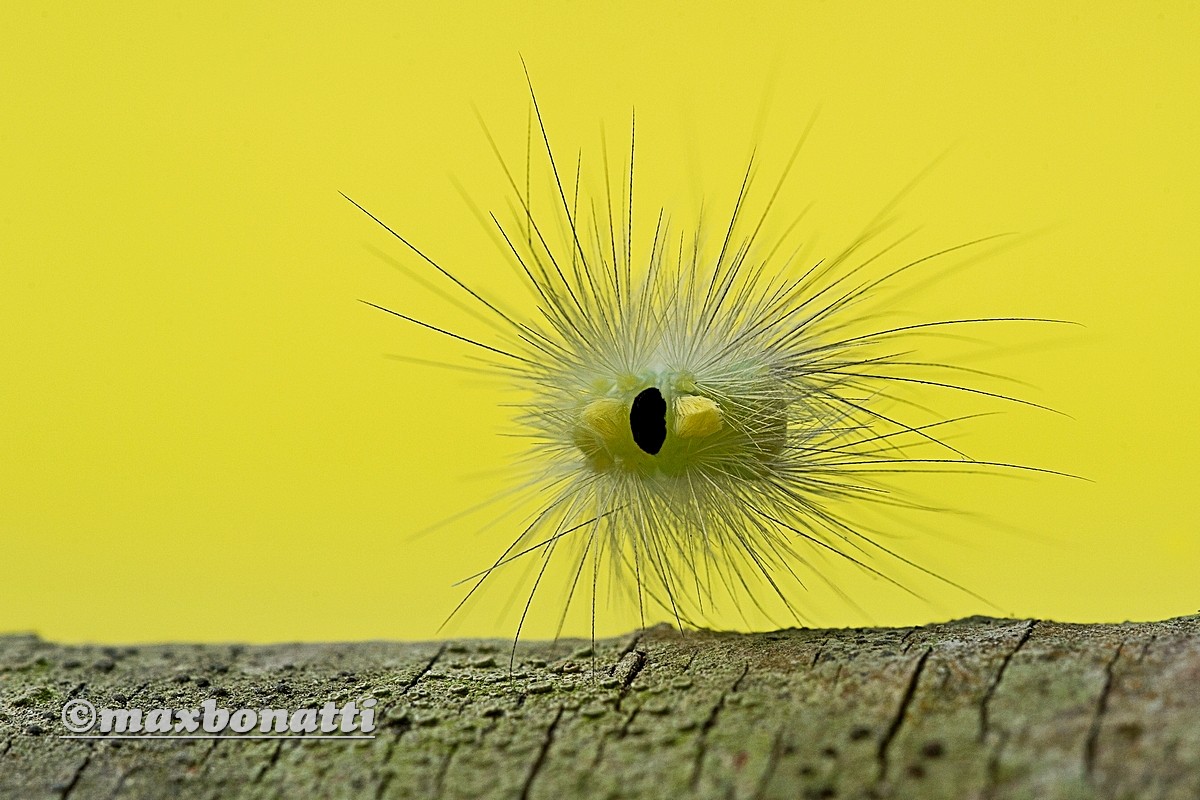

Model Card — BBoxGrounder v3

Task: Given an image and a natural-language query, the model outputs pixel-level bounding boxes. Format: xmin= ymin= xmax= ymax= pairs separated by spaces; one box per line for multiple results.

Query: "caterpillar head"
xmin=570 ymin=366 xmax=788 ymax=478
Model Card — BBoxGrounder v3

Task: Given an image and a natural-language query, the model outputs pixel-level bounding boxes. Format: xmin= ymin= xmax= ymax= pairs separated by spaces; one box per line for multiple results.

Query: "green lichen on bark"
xmin=1 ymin=615 xmax=1198 ymax=799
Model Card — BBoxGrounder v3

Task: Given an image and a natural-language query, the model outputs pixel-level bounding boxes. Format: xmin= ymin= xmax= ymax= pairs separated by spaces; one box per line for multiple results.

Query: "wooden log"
xmin=1 ymin=615 xmax=1197 ymax=799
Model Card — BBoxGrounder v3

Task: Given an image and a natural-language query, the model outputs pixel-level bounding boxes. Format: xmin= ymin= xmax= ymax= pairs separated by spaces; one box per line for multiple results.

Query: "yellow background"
xmin=2 ymin=3 xmax=1197 ymax=643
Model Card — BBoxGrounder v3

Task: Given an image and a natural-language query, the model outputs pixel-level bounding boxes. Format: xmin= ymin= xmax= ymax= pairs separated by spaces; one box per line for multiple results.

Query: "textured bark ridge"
xmin=1 ymin=615 xmax=1198 ymax=799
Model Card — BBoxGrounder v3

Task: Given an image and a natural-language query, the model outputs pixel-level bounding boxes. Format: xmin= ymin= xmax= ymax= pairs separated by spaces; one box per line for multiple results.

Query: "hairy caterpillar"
xmin=345 ymin=77 xmax=1068 ymax=655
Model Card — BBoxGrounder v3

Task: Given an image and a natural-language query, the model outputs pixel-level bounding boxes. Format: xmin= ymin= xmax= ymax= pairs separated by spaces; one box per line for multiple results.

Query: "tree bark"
xmin=1 ymin=615 xmax=1197 ymax=799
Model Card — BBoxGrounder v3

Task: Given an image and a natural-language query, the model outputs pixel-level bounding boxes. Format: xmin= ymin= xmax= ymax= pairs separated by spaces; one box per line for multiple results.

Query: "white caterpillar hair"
xmin=345 ymin=75 xmax=1070 ymax=658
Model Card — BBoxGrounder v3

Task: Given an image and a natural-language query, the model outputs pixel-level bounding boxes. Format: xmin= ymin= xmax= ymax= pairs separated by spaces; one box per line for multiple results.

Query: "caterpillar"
xmin=345 ymin=76 xmax=1069 ymax=657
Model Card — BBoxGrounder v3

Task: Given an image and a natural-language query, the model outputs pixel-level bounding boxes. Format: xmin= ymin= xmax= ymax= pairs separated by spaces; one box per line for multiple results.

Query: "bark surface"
xmin=1 ymin=615 xmax=1198 ymax=799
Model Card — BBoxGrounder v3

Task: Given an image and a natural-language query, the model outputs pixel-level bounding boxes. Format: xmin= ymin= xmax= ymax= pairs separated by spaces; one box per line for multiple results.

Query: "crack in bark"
xmin=371 ymin=645 xmax=445 ymax=798
xmin=432 ymin=742 xmax=460 ymax=800
xmin=1084 ymin=642 xmax=1124 ymax=780
xmin=979 ymin=620 xmax=1036 ymax=741
xmin=519 ymin=706 xmax=564 ymax=800
xmin=876 ymin=647 xmax=932 ymax=782
xmin=424 ymin=695 xmax=475 ymax=798
xmin=403 ymin=646 xmax=446 ymax=695
xmin=190 ymin=739 xmax=221 ymax=782
xmin=374 ymin=730 xmax=406 ymax=800
xmin=613 ymin=649 xmax=647 ymax=689
xmin=1136 ymin=635 xmax=1156 ymax=663
xmin=982 ymin=729 xmax=1010 ymax=800
xmin=106 ymin=767 xmax=136 ymax=800
xmin=57 ymin=750 xmax=93 ymax=800
xmin=750 ymin=726 xmax=786 ymax=800
xmin=590 ymin=700 xmax=641 ymax=770
xmin=251 ymin=739 xmax=284 ymax=786
xmin=373 ymin=769 xmax=397 ymax=800
xmin=617 ymin=706 xmax=640 ymax=739
xmin=810 ymin=633 xmax=831 ymax=667
xmin=689 ymin=663 xmax=750 ymax=790
xmin=612 ymin=649 xmax=647 ymax=712
xmin=615 ymin=630 xmax=647 ymax=660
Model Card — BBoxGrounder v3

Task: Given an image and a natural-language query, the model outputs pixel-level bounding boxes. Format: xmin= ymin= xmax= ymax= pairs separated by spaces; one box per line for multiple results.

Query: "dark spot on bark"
xmin=1116 ymin=722 xmax=1143 ymax=740
xmin=921 ymin=740 xmax=945 ymax=758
